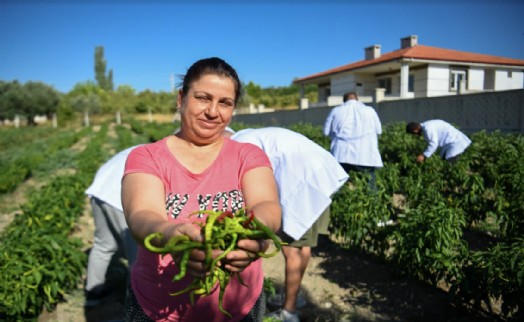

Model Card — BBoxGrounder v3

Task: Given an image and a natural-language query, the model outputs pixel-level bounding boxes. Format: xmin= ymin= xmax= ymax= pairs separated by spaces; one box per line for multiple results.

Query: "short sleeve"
xmin=123 ymin=144 xmax=162 ymax=179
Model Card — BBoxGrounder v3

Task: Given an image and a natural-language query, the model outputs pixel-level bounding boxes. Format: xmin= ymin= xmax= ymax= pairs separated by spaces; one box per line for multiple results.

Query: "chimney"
xmin=401 ymin=35 xmax=418 ymax=49
xmin=365 ymin=44 xmax=381 ymax=60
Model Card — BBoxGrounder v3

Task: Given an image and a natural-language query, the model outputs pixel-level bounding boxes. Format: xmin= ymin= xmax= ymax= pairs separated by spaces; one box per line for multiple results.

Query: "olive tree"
xmin=0 ymin=80 xmax=60 ymax=125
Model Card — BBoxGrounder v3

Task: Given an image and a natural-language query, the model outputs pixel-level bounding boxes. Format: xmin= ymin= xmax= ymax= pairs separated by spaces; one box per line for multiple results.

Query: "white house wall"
xmin=391 ymin=73 xmax=400 ymax=96
xmin=413 ymin=68 xmax=428 ymax=97
xmin=356 ymin=74 xmax=376 ymax=97
xmin=468 ymin=68 xmax=485 ymax=91
xmin=426 ymin=64 xmax=451 ymax=97
xmin=494 ymin=70 xmax=524 ymax=90
xmin=331 ymin=74 xmax=355 ymax=97
xmin=329 ymin=73 xmax=376 ymax=98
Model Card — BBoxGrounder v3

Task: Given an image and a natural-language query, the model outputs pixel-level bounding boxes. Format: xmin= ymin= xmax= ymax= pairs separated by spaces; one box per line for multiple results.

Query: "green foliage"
xmin=94 ymin=46 xmax=113 ymax=91
xmin=388 ymin=203 xmax=468 ymax=285
xmin=143 ymin=122 xmax=177 ymax=142
xmin=450 ymin=238 xmax=524 ymax=320
xmin=135 ymin=90 xmax=177 ymax=114
xmin=287 ymin=123 xmax=330 ymax=150
xmin=263 ymin=277 xmax=277 ymax=298
xmin=0 ymin=81 xmax=60 ymax=125
xmin=243 ymin=82 xmax=317 ymax=108
xmin=0 ymin=128 xmax=84 ymax=193
xmin=299 ymin=121 xmax=523 ymax=318
xmin=330 ymin=172 xmax=392 ymax=254
xmin=0 ymin=126 xmax=108 ymax=320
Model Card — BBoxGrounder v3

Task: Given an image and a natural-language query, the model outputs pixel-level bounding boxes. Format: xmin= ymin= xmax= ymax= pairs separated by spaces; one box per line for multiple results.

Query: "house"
xmin=293 ymin=35 xmax=524 ymax=108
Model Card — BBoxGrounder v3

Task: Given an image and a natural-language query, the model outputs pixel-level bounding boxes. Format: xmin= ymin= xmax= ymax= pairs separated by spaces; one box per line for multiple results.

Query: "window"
xmin=378 ymin=78 xmax=392 ymax=94
xmin=408 ymin=75 xmax=414 ymax=92
xmin=450 ymin=69 xmax=467 ymax=91
xmin=508 ymin=71 xmax=513 ymax=78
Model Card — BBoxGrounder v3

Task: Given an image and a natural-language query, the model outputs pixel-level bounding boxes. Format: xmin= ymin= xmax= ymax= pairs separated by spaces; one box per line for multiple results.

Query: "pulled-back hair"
xmin=406 ymin=122 xmax=420 ymax=133
xmin=178 ymin=57 xmax=243 ymax=104
xmin=343 ymin=92 xmax=358 ymax=102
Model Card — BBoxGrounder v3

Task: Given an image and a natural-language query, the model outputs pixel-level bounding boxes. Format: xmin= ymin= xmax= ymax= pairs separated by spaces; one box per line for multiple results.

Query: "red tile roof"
xmin=294 ymin=45 xmax=524 ymax=83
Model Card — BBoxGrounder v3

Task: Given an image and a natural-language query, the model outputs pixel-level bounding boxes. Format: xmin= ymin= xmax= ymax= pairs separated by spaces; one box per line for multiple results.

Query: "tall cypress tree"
xmin=94 ymin=46 xmax=114 ymax=91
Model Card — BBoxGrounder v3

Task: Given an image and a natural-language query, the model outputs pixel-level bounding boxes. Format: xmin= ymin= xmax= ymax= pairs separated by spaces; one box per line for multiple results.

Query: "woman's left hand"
xmin=222 ymin=238 xmax=269 ymax=272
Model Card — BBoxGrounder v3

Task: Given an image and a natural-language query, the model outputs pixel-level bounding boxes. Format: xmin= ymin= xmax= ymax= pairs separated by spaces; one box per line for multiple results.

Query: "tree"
xmin=111 ymin=85 xmax=136 ymax=114
xmin=0 ymin=81 xmax=60 ymax=125
xmin=241 ymin=81 xmax=317 ymax=109
xmin=95 ymin=46 xmax=113 ymax=91
xmin=23 ymin=82 xmax=61 ymax=124
xmin=0 ymin=81 xmax=23 ymax=121
xmin=135 ymin=90 xmax=176 ymax=114
xmin=67 ymin=81 xmax=103 ymax=126
xmin=70 ymin=93 xmax=100 ymax=127
xmin=245 ymin=81 xmax=263 ymax=100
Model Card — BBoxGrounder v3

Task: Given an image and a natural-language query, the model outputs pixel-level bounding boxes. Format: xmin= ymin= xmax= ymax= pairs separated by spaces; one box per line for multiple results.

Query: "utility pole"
xmin=170 ymin=73 xmax=175 ymax=94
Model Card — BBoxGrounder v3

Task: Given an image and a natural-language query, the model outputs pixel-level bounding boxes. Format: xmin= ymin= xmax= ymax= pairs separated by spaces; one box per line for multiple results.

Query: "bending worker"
xmin=229 ymin=127 xmax=349 ymax=322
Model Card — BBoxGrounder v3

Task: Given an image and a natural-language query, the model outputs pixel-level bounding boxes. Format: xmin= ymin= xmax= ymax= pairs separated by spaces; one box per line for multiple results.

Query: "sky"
xmin=1 ymin=0 xmax=523 ymax=94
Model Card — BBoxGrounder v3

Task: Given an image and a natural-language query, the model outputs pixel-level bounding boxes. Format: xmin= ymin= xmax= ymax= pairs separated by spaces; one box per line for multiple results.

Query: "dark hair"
xmin=178 ymin=57 xmax=243 ymax=104
xmin=406 ymin=122 xmax=420 ymax=134
xmin=343 ymin=91 xmax=358 ymax=102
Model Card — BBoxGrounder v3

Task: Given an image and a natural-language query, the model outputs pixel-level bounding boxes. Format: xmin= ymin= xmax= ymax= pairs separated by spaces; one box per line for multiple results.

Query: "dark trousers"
xmin=340 ymin=163 xmax=377 ymax=192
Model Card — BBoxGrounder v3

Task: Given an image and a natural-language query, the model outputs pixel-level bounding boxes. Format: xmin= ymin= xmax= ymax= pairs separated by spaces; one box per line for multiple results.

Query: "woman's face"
xmin=178 ymin=73 xmax=236 ymax=142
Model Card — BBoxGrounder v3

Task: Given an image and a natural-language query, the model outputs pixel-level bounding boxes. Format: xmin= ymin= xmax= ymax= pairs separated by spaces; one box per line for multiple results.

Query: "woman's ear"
xmin=177 ymin=89 xmax=184 ymax=109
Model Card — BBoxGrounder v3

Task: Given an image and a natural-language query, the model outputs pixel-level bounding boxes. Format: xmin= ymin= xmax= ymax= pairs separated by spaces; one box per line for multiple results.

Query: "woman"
xmin=121 ymin=57 xmax=281 ymax=322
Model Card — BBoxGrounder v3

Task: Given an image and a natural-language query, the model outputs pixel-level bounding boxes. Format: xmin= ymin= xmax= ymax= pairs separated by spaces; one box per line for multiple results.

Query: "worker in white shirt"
xmin=84 ymin=145 xmax=141 ymax=307
xmin=229 ymin=127 xmax=349 ymax=322
xmin=406 ymin=119 xmax=471 ymax=163
xmin=323 ymin=92 xmax=383 ymax=190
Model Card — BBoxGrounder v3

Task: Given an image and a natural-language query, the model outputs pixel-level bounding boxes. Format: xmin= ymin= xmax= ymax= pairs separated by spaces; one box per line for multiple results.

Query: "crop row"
xmin=0 ymin=125 xmax=109 ymax=321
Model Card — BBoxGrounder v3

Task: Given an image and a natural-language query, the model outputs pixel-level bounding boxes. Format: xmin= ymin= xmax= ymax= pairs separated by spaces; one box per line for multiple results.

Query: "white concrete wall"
xmin=413 ymin=68 xmax=428 ymax=97
xmin=390 ymin=73 xmax=399 ymax=96
xmin=468 ymin=68 xmax=485 ymax=91
xmin=356 ymin=74 xmax=377 ymax=97
xmin=327 ymin=96 xmax=344 ymax=106
xmin=426 ymin=64 xmax=451 ymax=97
xmin=330 ymin=73 xmax=378 ymax=100
xmin=233 ymin=89 xmax=524 ymax=133
xmin=494 ymin=70 xmax=524 ymax=90
xmin=331 ymin=74 xmax=355 ymax=96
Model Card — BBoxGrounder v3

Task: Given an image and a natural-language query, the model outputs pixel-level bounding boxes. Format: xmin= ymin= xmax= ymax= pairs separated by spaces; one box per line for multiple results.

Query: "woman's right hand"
xmin=166 ymin=222 xmax=222 ymax=277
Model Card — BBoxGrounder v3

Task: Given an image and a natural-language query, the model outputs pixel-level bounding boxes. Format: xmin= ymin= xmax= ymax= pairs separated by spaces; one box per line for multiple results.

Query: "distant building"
xmin=293 ymin=35 xmax=524 ymax=108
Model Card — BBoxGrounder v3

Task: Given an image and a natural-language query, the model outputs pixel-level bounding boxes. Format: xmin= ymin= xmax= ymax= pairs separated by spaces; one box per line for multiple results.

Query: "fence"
xmin=232 ymin=89 xmax=524 ymax=133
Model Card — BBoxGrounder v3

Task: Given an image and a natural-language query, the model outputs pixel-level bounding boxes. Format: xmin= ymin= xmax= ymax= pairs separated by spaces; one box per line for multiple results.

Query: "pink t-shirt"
xmin=124 ymin=136 xmax=271 ymax=322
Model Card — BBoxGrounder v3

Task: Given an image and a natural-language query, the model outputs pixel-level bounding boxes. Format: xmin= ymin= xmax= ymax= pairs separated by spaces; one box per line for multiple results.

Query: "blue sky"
xmin=1 ymin=0 xmax=523 ymax=93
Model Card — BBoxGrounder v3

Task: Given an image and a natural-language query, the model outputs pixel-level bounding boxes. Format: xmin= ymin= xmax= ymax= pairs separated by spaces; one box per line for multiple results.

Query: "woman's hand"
xmin=221 ymin=238 xmax=269 ymax=273
xmin=164 ymin=222 xmax=214 ymax=277
xmin=173 ymin=247 xmax=223 ymax=277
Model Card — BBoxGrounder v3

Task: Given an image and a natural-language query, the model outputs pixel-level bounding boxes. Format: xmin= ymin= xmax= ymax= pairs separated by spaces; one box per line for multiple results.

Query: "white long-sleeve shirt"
xmin=231 ymin=127 xmax=349 ymax=240
xmin=421 ymin=120 xmax=471 ymax=159
xmin=323 ymin=100 xmax=383 ymax=167
xmin=85 ymin=145 xmax=142 ymax=211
